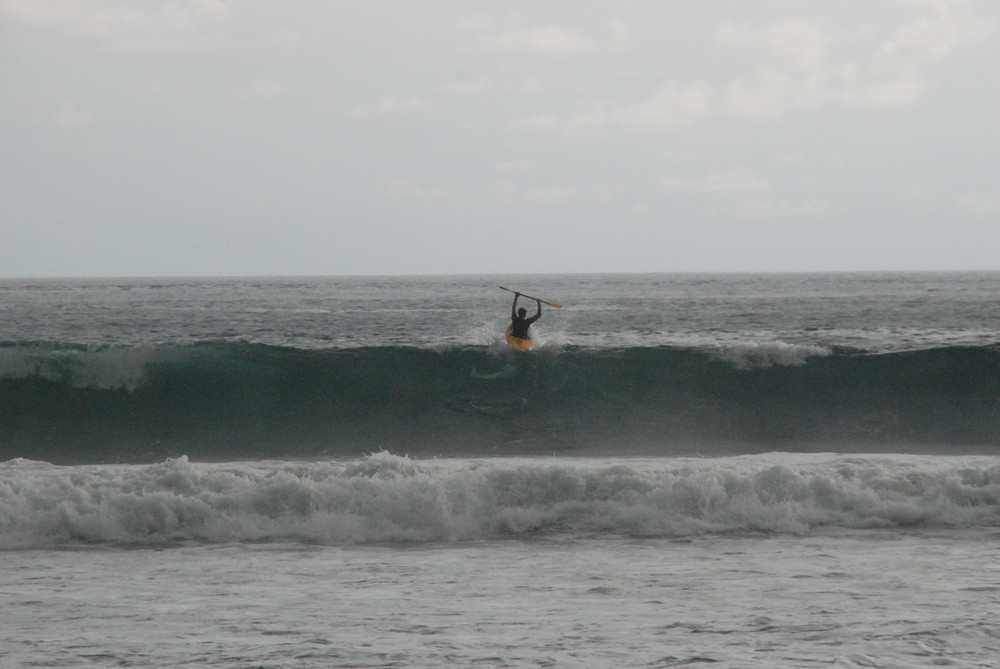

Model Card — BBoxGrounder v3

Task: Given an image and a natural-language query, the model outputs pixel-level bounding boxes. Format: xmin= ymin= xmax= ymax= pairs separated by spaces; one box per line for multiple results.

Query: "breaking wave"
xmin=2 ymin=452 xmax=998 ymax=549
xmin=2 ymin=341 xmax=1000 ymax=464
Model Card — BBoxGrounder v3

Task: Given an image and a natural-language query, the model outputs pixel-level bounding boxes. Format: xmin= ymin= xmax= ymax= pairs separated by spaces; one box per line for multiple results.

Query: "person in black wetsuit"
xmin=510 ymin=292 xmax=541 ymax=339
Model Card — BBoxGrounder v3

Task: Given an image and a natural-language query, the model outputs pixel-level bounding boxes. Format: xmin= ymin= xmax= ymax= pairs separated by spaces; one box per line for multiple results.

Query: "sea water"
xmin=2 ymin=273 xmax=1000 ymax=667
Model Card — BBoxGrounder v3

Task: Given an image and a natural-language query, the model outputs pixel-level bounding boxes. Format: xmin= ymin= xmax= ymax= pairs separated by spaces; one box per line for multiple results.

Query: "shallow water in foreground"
xmin=4 ymin=530 xmax=998 ymax=668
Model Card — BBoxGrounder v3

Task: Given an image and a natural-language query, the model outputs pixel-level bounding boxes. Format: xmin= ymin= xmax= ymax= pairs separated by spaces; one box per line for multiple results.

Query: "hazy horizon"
xmin=5 ymin=269 xmax=1000 ymax=283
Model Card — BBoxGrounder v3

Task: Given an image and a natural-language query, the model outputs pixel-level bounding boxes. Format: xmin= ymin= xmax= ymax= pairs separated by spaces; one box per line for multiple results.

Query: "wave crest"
xmin=710 ymin=341 xmax=831 ymax=369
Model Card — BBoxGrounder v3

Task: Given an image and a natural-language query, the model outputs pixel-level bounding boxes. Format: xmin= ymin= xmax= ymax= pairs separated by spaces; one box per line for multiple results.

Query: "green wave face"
xmin=3 ymin=342 xmax=1000 ymax=464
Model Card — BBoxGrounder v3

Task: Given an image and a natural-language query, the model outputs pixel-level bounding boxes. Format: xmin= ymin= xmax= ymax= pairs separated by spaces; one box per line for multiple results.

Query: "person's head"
xmin=517 ymin=307 xmax=527 ymax=318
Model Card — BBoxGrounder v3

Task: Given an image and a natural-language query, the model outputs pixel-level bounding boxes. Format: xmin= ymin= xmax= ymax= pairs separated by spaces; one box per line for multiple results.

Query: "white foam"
xmin=711 ymin=341 xmax=831 ymax=369
xmin=0 ymin=345 xmax=156 ymax=390
xmin=2 ymin=452 xmax=998 ymax=549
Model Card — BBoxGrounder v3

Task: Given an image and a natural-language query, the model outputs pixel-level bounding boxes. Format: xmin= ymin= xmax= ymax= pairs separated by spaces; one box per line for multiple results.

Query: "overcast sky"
xmin=2 ymin=0 xmax=999 ymax=277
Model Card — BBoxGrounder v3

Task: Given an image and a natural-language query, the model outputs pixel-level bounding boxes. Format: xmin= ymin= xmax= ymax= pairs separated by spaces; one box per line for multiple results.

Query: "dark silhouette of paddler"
xmin=510 ymin=292 xmax=541 ymax=340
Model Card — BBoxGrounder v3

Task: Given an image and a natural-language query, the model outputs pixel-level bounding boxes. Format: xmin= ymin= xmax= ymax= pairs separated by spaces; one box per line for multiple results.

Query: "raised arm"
xmin=511 ymin=292 xmax=520 ymax=319
xmin=528 ymin=298 xmax=542 ymax=323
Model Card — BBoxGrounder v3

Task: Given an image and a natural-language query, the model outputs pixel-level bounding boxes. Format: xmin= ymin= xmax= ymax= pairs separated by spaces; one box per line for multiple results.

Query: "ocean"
xmin=2 ymin=272 xmax=999 ymax=667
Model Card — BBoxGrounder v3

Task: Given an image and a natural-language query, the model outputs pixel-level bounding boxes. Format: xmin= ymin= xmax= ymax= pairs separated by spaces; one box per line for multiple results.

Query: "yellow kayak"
xmin=505 ymin=326 xmax=533 ymax=351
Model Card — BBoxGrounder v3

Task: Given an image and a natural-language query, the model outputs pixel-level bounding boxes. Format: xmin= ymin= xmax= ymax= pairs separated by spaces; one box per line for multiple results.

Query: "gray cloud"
xmin=2 ymin=0 xmax=998 ymax=276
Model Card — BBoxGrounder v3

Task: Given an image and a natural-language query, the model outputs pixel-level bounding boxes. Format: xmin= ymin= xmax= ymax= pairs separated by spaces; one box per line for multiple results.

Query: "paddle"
xmin=498 ymin=286 xmax=563 ymax=308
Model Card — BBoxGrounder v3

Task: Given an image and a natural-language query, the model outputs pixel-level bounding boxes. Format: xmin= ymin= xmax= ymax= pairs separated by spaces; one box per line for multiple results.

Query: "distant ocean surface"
xmin=3 ymin=273 xmax=999 ymax=667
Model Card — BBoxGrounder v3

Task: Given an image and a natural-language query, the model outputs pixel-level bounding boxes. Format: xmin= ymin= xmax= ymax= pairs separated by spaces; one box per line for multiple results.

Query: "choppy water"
xmin=4 ymin=272 xmax=1000 ymax=351
xmin=2 ymin=273 xmax=1000 ymax=667
xmin=4 ymin=528 xmax=998 ymax=668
